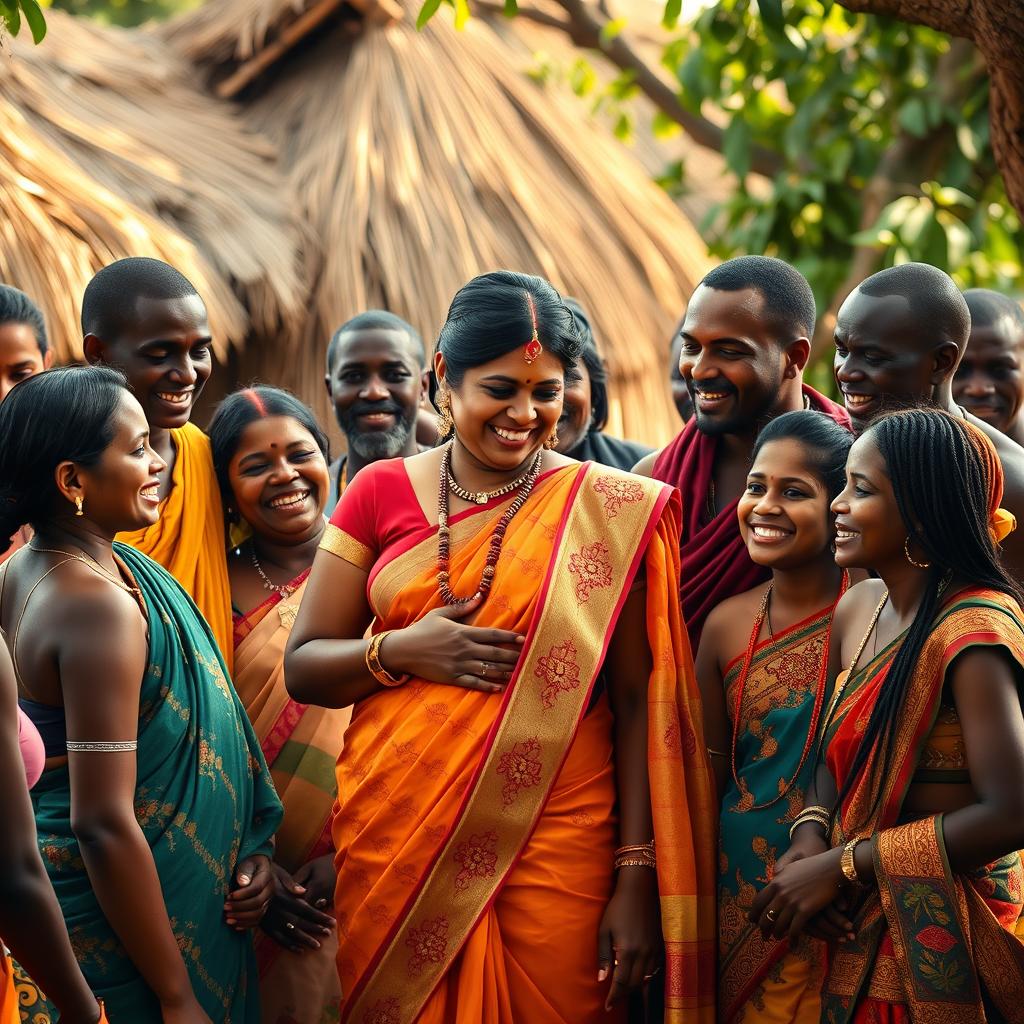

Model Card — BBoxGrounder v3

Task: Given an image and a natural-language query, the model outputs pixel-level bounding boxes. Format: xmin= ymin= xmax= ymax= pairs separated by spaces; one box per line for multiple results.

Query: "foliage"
xmin=421 ymin=0 xmax=1022 ymax=328
xmin=0 ymin=0 xmax=47 ymax=43
xmin=49 ymin=0 xmax=199 ymax=27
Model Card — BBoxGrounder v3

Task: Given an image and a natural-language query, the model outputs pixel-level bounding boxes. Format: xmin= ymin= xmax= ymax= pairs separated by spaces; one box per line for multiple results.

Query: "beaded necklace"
xmin=729 ymin=569 xmax=849 ymax=810
xmin=436 ymin=443 xmax=542 ymax=605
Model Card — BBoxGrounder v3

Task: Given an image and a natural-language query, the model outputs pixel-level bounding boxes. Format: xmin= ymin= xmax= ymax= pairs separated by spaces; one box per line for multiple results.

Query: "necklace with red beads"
xmin=436 ymin=442 xmax=542 ymax=605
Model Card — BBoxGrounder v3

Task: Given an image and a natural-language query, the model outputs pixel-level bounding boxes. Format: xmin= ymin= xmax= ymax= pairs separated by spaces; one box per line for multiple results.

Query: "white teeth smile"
xmin=141 ymin=486 xmax=159 ymax=500
xmin=157 ymin=391 xmax=192 ymax=405
xmin=492 ymin=426 xmax=531 ymax=442
xmin=836 ymin=529 xmax=858 ymax=540
xmin=269 ymin=490 xmax=309 ymax=509
xmin=699 ymin=392 xmax=728 ymax=400
xmin=844 ymin=394 xmax=872 ymax=408
xmin=751 ymin=526 xmax=790 ymax=539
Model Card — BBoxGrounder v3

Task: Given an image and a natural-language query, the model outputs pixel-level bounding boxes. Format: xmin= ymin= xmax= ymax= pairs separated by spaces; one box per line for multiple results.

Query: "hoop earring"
xmin=904 ymin=536 xmax=930 ymax=570
xmin=74 ymin=496 xmax=84 ymax=517
xmin=436 ymin=388 xmax=454 ymax=439
xmin=544 ymin=427 xmax=559 ymax=450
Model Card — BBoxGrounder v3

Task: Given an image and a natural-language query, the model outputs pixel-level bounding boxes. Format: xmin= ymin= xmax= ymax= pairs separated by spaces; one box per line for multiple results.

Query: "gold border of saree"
xmin=341 ymin=464 xmax=668 ymax=1023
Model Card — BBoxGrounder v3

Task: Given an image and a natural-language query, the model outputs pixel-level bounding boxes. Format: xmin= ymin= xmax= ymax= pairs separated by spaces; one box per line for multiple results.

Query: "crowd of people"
xmin=0 ymin=252 xmax=1023 ymax=1024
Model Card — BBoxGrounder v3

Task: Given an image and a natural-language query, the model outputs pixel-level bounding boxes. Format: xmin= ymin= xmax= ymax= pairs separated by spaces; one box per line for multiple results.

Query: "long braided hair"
xmin=833 ymin=409 xmax=1022 ymax=827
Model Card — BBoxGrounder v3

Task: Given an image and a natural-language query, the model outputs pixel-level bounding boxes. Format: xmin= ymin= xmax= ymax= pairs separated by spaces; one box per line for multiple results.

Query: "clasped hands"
xmin=748 ymin=835 xmax=858 ymax=944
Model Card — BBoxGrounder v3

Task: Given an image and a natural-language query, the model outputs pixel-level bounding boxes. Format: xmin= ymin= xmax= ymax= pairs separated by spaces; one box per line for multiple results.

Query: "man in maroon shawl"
xmin=635 ymin=256 xmax=849 ymax=648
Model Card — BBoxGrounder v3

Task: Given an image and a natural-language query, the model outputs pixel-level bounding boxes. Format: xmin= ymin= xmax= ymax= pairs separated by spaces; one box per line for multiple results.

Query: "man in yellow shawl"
xmin=82 ymin=257 xmax=233 ymax=668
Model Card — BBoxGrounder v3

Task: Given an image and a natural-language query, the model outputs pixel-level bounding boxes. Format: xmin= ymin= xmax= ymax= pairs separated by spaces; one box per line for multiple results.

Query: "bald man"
xmin=833 ymin=263 xmax=1024 ymax=578
xmin=954 ymin=289 xmax=1024 ymax=447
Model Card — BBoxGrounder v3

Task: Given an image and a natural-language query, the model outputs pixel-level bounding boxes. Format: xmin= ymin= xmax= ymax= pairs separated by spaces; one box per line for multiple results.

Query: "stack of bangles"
xmin=788 ymin=804 xmax=831 ymax=841
xmin=365 ymin=630 xmax=410 ymax=688
xmin=614 ymin=840 xmax=656 ymax=870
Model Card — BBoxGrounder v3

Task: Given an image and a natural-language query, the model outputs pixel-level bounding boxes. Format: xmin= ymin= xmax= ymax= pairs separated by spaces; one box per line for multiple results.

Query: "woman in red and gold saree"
xmin=210 ymin=386 xmax=351 ymax=1024
xmin=697 ymin=411 xmax=853 ymax=1024
xmin=286 ymin=271 xmax=718 ymax=1024
xmin=751 ymin=410 xmax=1024 ymax=1023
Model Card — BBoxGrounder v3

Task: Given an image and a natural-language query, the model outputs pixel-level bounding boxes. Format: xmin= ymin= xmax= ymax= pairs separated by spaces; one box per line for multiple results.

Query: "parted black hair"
xmin=208 ymin=385 xmax=330 ymax=504
xmin=326 ymin=310 xmax=426 ymax=372
xmin=0 ymin=365 xmax=129 ymax=551
xmin=563 ymin=297 xmax=609 ymax=433
xmin=752 ymin=410 xmax=853 ymax=503
xmin=437 ymin=271 xmax=582 ymax=388
xmin=858 ymin=263 xmax=970 ymax=347
xmin=964 ymin=288 xmax=1024 ymax=334
xmin=0 ymin=284 xmax=48 ymax=356
xmin=833 ymin=409 xmax=1022 ymax=828
xmin=699 ymin=255 xmax=816 ymax=341
xmin=81 ymin=257 xmax=201 ymax=339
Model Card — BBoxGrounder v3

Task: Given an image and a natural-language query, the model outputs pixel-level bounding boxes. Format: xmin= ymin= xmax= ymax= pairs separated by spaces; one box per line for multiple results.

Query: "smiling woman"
xmin=285 ymin=270 xmax=717 ymax=1024
xmin=209 ymin=385 xmax=348 ymax=1024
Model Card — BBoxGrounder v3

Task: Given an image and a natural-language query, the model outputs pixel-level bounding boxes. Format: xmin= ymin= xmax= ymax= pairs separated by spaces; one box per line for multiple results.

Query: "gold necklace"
xmin=28 ymin=543 xmax=141 ymax=598
xmin=446 ymin=445 xmax=539 ymax=505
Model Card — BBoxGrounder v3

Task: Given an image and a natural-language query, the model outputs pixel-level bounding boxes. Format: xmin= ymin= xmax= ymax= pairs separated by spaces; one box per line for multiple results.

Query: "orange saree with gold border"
xmin=822 ymin=589 xmax=1024 ymax=1023
xmin=320 ymin=459 xmax=717 ymax=1024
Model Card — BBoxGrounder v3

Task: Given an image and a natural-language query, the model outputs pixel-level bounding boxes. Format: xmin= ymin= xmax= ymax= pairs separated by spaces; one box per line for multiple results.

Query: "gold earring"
xmin=436 ymin=389 xmax=454 ymax=438
xmin=904 ymin=536 xmax=930 ymax=570
xmin=544 ymin=427 xmax=559 ymax=450
xmin=74 ymin=496 xmax=84 ymax=517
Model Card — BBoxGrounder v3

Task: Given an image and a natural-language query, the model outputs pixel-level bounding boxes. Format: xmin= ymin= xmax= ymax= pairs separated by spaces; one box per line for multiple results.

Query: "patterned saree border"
xmin=341 ymin=464 xmax=671 ymax=1023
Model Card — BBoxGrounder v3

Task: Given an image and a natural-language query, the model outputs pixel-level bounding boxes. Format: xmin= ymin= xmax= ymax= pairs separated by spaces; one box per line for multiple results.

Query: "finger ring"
xmin=285 ymin=921 xmax=296 ymax=931
xmin=481 ymin=661 xmax=489 ymax=676
xmin=316 ymin=898 xmax=329 ymax=908
xmin=765 ymin=909 xmax=778 ymax=922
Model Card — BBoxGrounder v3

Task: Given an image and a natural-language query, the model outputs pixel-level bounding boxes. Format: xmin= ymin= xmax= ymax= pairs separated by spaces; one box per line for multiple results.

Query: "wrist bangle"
xmin=788 ymin=816 xmax=828 ymax=841
xmin=840 ymin=838 xmax=868 ymax=887
xmin=614 ymin=840 xmax=656 ymax=870
xmin=366 ymin=630 xmax=410 ymax=688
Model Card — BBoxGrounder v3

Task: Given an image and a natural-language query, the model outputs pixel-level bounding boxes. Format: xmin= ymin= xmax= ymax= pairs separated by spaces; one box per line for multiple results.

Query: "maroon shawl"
xmin=653 ymin=385 xmax=850 ymax=649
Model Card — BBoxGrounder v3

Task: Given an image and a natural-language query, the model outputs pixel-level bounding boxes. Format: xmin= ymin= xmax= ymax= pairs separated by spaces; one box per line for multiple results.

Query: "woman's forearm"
xmin=0 ymin=859 xmax=99 ymax=1021
xmin=285 ymin=638 xmax=383 ymax=707
xmin=611 ymin=685 xmax=654 ymax=846
xmin=75 ymin=817 xmax=194 ymax=1008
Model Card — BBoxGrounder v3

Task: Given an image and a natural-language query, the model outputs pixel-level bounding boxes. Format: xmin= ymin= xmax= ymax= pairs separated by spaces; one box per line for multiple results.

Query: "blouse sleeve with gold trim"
xmin=321 ymin=465 xmax=379 ymax=572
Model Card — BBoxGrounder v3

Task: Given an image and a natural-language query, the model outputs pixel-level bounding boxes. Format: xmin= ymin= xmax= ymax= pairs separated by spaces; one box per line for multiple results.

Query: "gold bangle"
xmin=365 ymin=631 xmax=409 ymax=688
xmin=615 ymin=858 xmax=657 ymax=869
xmin=789 ymin=816 xmax=828 ymax=841
xmin=840 ymin=838 xmax=868 ymax=887
xmin=615 ymin=841 xmax=655 ymax=855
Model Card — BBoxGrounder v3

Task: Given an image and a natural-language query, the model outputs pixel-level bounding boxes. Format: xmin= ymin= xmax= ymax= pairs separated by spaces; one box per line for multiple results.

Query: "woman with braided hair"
xmin=750 ymin=408 xmax=1024 ymax=1022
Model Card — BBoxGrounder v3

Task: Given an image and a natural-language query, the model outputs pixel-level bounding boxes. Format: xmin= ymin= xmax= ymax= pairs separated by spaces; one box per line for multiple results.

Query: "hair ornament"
xmin=523 ymin=293 xmax=543 ymax=365
xmin=992 ymin=507 xmax=1016 ymax=543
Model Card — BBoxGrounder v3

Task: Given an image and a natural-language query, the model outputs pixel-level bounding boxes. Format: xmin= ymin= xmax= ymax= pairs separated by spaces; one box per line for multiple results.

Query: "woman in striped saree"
xmin=752 ymin=410 xmax=1024 ymax=1022
xmin=286 ymin=271 xmax=717 ymax=1024
xmin=210 ymin=386 xmax=350 ymax=1024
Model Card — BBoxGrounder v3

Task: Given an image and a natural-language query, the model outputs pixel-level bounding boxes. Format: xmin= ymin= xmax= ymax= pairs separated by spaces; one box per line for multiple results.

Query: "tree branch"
xmin=482 ymin=0 xmax=784 ymax=177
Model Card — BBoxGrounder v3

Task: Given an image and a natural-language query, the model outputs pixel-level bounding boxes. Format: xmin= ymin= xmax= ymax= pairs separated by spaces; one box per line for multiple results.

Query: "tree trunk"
xmin=839 ymin=0 xmax=1024 ymax=221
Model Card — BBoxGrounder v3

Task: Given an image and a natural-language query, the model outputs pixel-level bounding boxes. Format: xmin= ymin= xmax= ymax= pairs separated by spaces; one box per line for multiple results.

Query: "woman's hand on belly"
xmin=383 ymin=593 xmax=526 ymax=693
xmin=597 ymin=865 xmax=663 ymax=1011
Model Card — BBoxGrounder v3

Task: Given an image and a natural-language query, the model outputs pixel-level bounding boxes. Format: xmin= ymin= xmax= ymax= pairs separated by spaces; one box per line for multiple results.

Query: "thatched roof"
xmin=165 ymin=0 xmax=710 ymax=443
xmin=0 ymin=10 xmax=307 ymax=362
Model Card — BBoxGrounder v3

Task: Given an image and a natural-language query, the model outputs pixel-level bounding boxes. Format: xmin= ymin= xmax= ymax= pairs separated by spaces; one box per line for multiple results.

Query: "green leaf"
xmin=613 ymin=112 xmax=634 ymax=143
xmin=416 ymin=0 xmax=442 ymax=30
xmin=662 ymin=0 xmax=682 ymax=30
xmin=569 ymin=58 xmax=597 ymax=98
xmin=503 ymin=0 xmax=517 ymax=15
xmin=652 ymin=110 xmax=682 ymax=140
xmin=677 ymin=49 xmax=706 ymax=112
xmin=758 ymin=0 xmax=786 ymax=37
xmin=956 ymin=122 xmax=979 ymax=162
xmin=898 ymin=97 xmax=928 ymax=138
xmin=723 ymin=118 xmax=752 ymax=180
xmin=19 ymin=0 xmax=45 ymax=42
xmin=1 ymin=0 xmax=20 ymax=37
xmin=600 ymin=17 xmax=627 ymax=44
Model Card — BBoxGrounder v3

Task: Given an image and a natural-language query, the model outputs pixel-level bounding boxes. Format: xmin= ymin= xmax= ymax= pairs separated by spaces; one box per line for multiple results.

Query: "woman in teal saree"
xmin=0 ymin=367 xmax=282 ymax=1023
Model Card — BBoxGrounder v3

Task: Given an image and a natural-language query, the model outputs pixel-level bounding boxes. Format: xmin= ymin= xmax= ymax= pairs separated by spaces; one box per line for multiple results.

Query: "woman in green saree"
xmin=0 ymin=366 xmax=282 ymax=1023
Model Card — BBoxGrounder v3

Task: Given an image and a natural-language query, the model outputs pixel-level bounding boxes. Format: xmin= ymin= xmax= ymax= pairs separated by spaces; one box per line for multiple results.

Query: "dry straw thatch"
xmin=0 ymin=10 xmax=307 ymax=362
xmin=166 ymin=0 xmax=711 ymax=443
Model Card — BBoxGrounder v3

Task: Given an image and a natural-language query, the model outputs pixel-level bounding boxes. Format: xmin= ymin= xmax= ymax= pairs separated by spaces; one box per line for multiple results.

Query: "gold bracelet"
xmin=615 ymin=841 xmax=655 ymax=855
xmin=365 ymin=631 xmax=409 ymax=688
xmin=614 ymin=839 xmax=656 ymax=870
xmin=840 ymin=838 xmax=868 ymax=887
xmin=789 ymin=816 xmax=828 ymax=841
xmin=615 ymin=857 xmax=657 ymax=869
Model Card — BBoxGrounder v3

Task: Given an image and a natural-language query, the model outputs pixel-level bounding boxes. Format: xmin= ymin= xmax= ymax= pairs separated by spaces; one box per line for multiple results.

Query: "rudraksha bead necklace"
xmin=436 ymin=442 xmax=542 ymax=605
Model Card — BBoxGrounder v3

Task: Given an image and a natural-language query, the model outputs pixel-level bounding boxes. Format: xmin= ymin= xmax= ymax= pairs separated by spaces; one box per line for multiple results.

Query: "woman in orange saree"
xmin=286 ymin=271 xmax=717 ymax=1024
xmin=210 ymin=386 xmax=352 ymax=1024
xmin=751 ymin=410 xmax=1024 ymax=1022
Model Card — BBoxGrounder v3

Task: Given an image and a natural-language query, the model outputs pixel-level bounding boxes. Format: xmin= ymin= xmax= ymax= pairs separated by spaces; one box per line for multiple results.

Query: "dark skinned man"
xmin=834 ymin=262 xmax=1024 ymax=579
xmin=82 ymin=256 xmax=233 ymax=668
xmin=324 ymin=310 xmax=429 ymax=515
xmin=635 ymin=255 xmax=850 ymax=648
xmin=954 ymin=289 xmax=1024 ymax=447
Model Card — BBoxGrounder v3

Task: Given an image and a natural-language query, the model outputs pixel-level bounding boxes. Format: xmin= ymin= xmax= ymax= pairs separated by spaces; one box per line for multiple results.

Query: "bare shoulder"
xmin=833 ymin=577 xmax=886 ymax=638
xmin=964 ymin=412 xmax=1024 ymax=494
xmin=632 ymin=449 xmax=662 ymax=478
xmin=700 ymin=583 xmax=769 ymax=667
